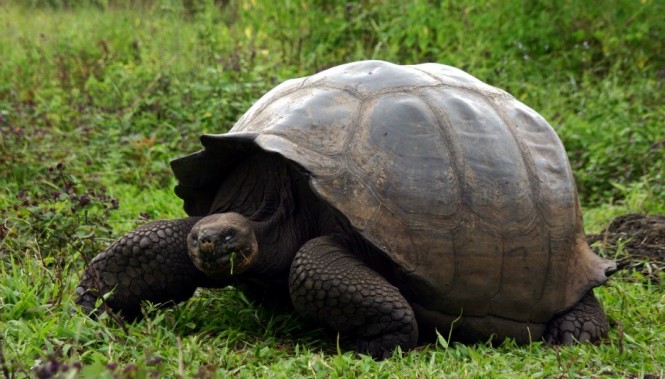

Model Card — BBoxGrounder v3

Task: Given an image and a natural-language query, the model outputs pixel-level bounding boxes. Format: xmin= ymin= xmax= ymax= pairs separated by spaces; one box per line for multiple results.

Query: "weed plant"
xmin=1 ymin=0 xmax=663 ymax=377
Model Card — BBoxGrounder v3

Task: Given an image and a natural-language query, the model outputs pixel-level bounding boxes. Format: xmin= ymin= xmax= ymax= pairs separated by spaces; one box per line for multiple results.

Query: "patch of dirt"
xmin=587 ymin=214 xmax=665 ymax=282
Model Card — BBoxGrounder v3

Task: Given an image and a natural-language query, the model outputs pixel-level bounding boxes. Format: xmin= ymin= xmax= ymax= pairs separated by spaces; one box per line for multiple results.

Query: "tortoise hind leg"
xmin=75 ymin=217 xmax=227 ymax=320
xmin=289 ymin=236 xmax=418 ymax=359
xmin=543 ymin=290 xmax=610 ymax=344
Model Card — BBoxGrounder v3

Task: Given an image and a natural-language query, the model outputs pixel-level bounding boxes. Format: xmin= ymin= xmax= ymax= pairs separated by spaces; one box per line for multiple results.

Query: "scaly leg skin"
xmin=543 ymin=290 xmax=609 ymax=344
xmin=75 ymin=217 xmax=226 ymax=320
xmin=289 ymin=236 xmax=418 ymax=359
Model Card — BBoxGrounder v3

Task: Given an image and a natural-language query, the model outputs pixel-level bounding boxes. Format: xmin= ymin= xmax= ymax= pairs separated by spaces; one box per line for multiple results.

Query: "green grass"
xmin=1 ymin=0 xmax=664 ymax=377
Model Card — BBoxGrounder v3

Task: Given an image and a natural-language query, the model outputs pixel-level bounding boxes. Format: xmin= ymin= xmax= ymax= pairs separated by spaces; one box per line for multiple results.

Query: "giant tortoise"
xmin=76 ymin=60 xmax=616 ymax=358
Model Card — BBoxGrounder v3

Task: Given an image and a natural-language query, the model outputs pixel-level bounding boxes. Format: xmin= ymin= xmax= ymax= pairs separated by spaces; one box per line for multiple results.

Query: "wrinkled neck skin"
xmin=209 ymin=154 xmax=323 ymax=280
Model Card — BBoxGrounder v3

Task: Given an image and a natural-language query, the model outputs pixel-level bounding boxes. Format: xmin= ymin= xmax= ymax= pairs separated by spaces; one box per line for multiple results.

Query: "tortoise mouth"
xmin=190 ymin=246 xmax=257 ymax=276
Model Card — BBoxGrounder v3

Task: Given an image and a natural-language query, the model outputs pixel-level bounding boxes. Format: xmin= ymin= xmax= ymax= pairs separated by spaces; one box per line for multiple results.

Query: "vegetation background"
xmin=1 ymin=0 xmax=663 ymax=377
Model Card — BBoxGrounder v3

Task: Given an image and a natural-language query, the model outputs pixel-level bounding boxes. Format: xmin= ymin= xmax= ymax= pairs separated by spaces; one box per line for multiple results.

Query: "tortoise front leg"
xmin=543 ymin=290 xmax=610 ymax=344
xmin=75 ymin=217 xmax=227 ymax=320
xmin=289 ymin=236 xmax=418 ymax=359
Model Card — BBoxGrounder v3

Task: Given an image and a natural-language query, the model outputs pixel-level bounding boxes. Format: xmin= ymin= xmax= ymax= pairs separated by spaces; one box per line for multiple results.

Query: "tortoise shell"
xmin=171 ymin=60 xmax=613 ymax=341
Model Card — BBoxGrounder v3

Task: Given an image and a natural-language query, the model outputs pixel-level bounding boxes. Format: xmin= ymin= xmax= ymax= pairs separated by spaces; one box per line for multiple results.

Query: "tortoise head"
xmin=188 ymin=212 xmax=258 ymax=277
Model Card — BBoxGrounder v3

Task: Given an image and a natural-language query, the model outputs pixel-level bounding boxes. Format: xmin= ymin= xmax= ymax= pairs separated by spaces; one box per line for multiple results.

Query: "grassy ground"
xmin=1 ymin=0 xmax=664 ymax=377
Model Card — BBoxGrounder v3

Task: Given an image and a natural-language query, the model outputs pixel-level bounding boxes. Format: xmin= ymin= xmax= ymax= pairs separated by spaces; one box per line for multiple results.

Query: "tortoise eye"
xmin=223 ymin=230 xmax=236 ymax=242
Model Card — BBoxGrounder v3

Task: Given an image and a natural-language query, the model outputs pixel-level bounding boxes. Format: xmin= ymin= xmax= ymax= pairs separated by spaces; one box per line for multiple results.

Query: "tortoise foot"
xmin=289 ymin=236 xmax=418 ymax=360
xmin=544 ymin=290 xmax=609 ymax=344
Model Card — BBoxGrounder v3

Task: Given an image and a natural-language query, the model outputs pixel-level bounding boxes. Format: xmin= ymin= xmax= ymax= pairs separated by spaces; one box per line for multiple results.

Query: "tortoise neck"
xmin=251 ymin=168 xmax=321 ymax=277
xmin=213 ymin=155 xmax=319 ymax=278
